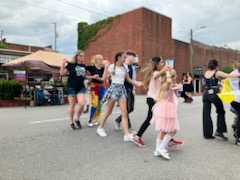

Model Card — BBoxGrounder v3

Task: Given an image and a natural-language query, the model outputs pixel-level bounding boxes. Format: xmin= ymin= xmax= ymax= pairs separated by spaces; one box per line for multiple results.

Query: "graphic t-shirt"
xmin=86 ymin=66 xmax=104 ymax=84
xmin=66 ymin=63 xmax=86 ymax=89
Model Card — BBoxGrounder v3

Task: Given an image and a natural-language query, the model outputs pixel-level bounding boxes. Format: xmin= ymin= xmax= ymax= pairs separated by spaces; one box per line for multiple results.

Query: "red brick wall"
xmin=193 ymin=41 xmax=240 ymax=72
xmin=173 ymin=40 xmax=190 ymax=81
xmin=83 ymin=7 xmax=240 ymax=93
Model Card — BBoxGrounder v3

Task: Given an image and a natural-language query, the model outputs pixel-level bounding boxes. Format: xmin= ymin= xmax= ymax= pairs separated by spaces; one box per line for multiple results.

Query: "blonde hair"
xmin=233 ymin=60 xmax=240 ymax=69
xmin=157 ymin=69 xmax=177 ymax=101
xmin=92 ymin=54 xmax=102 ymax=65
xmin=91 ymin=58 xmax=95 ymax=65
xmin=70 ymin=50 xmax=84 ymax=63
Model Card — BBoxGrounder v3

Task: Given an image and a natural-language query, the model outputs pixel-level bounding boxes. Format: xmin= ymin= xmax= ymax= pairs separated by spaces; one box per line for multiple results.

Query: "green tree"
xmin=221 ymin=65 xmax=233 ymax=74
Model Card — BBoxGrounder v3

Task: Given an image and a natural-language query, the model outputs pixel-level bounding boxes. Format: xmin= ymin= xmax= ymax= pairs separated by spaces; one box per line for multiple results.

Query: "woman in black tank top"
xmin=202 ymin=59 xmax=240 ymax=140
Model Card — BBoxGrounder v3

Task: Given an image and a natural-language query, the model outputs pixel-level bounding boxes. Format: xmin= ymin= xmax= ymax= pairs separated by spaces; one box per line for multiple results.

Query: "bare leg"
xmin=99 ymin=99 xmax=115 ymax=128
xmin=76 ymin=93 xmax=85 ymax=120
xmin=68 ymin=96 xmax=76 ymax=123
xmin=118 ymin=98 xmax=130 ymax=136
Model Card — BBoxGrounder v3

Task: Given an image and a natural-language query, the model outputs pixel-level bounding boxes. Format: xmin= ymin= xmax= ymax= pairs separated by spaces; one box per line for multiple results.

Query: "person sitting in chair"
xmin=39 ymin=84 xmax=61 ymax=105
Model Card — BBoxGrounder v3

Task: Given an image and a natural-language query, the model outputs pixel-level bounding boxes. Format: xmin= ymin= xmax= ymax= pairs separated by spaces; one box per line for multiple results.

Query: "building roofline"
xmin=118 ymin=6 xmax=172 ymax=20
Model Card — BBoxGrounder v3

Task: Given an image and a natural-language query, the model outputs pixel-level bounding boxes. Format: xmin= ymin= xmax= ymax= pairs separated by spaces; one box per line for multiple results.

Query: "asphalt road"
xmin=0 ymin=95 xmax=239 ymax=180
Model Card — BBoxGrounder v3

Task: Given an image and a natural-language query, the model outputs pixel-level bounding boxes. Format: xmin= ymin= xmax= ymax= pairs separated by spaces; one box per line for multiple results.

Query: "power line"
xmin=14 ymin=0 xmax=89 ymax=20
xmin=72 ymin=0 xmax=113 ymax=16
xmin=58 ymin=0 xmax=110 ymax=17
xmin=5 ymin=30 xmax=52 ymax=36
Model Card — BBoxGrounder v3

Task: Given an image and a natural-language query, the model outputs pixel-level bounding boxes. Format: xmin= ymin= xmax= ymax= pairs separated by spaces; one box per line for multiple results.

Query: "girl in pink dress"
xmin=151 ymin=69 xmax=180 ymax=160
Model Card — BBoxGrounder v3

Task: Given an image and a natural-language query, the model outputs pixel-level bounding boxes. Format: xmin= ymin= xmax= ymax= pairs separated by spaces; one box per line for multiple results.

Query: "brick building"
xmin=82 ymin=7 xmax=240 ymax=94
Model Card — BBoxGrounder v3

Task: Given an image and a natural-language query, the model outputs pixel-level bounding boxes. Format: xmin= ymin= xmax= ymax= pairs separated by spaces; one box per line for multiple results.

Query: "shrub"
xmin=0 ymin=80 xmax=23 ymax=100
xmin=48 ymin=82 xmax=67 ymax=94
xmin=221 ymin=65 xmax=233 ymax=74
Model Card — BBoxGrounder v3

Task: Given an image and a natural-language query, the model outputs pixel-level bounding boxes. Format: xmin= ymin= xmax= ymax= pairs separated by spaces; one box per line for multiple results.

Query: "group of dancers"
xmin=60 ymin=50 xmax=183 ymax=160
xmin=60 ymin=50 xmax=240 ymax=161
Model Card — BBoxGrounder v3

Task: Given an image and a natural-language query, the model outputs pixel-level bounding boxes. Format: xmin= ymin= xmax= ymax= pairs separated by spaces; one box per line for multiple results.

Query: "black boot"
xmin=83 ymin=105 xmax=89 ymax=113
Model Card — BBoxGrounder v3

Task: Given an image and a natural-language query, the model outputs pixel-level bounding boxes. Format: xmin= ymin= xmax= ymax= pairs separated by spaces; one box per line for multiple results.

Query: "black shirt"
xmin=124 ymin=64 xmax=133 ymax=90
xmin=66 ymin=63 xmax=86 ymax=89
xmin=86 ymin=65 xmax=104 ymax=84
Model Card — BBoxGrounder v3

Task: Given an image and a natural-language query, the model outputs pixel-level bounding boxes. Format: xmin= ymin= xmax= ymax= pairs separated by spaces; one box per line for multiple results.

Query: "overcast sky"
xmin=1 ymin=0 xmax=239 ymax=57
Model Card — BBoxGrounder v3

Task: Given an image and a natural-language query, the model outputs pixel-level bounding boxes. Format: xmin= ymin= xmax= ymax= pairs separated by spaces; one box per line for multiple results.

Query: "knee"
xmin=121 ymin=110 xmax=128 ymax=118
xmin=105 ymin=110 xmax=112 ymax=117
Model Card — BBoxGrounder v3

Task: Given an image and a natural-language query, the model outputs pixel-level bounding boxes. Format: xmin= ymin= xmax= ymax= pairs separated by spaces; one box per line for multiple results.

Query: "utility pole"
xmin=53 ymin=23 xmax=57 ymax=50
xmin=190 ymin=29 xmax=193 ymax=75
xmin=189 ymin=26 xmax=207 ymax=76
xmin=0 ymin=30 xmax=3 ymax=44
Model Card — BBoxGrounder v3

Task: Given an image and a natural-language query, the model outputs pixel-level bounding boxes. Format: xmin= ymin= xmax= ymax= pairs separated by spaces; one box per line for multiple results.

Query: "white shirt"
xmin=229 ymin=69 xmax=240 ymax=103
xmin=108 ymin=64 xmax=129 ymax=84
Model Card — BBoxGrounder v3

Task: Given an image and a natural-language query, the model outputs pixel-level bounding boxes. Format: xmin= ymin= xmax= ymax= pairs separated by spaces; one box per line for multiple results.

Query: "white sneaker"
xmin=124 ymin=134 xmax=133 ymax=141
xmin=154 ymin=149 xmax=161 ymax=156
xmin=93 ymin=122 xmax=98 ymax=126
xmin=97 ymin=127 xmax=107 ymax=137
xmin=156 ymin=148 xmax=170 ymax=160
xmin=88 ymin=122 xmax=93 ymax=127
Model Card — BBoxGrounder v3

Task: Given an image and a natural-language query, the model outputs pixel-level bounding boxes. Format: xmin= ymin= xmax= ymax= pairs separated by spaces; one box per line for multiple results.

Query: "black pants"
xmin=115 ymin=89 xmax=135 ymax=128
xmin=202 ymin=89 xmax=227 ymax=137
xmin=230 ymin=101 xmax=240 ymax=138
xmin=136 ymin=97 xmax=156 ymax=137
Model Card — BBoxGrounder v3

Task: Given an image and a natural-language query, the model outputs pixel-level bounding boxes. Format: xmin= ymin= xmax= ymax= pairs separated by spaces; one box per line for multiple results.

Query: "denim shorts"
xmin=67 ymin=86 xmax=86 ymax=96
xmin=109 ymin=90 xmax=127 ymax=100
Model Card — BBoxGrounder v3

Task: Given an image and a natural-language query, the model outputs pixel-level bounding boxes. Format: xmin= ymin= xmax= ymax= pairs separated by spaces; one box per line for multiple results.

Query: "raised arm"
xmin=153 ymin=66 xmax=172 ymax=79
xmin=60 ymin=59 xmax=68 ymax=76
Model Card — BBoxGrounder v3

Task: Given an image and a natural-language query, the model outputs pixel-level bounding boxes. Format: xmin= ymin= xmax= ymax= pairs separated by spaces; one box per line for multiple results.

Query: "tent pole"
xmin=24 ymin=68 xmax=27 ymax=109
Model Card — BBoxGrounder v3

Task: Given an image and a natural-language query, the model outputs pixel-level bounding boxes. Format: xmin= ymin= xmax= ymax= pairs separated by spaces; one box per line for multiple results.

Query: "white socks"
xmin=156 ymin=139 xmax=162 ymax=147
xmin=158 ymin=134 xmax=172 ymax=149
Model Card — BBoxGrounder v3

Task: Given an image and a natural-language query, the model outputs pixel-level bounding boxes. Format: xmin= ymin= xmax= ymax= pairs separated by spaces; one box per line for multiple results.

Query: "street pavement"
xmin=0 ymin=95 xmax=239 ymax=180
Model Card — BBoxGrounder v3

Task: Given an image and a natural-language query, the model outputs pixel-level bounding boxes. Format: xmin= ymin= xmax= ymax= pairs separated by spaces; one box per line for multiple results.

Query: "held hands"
xmin=136 ymin=81 xmax=144 ymax=86
xmin=93 ymin=74 xmax=99 ymax=79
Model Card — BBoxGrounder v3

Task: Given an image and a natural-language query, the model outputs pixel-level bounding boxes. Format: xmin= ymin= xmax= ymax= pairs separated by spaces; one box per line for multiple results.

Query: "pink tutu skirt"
xmin=151 ymin=97 xmax=179 ymax=132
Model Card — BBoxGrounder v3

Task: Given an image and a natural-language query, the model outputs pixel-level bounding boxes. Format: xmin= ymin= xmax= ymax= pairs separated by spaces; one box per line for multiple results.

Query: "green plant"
xmin=0 ymin=44 xmax=7 ymax=49
xmin=0 ymin=80 xmax=23 ymax=100
xmin=221 ymin=65 xmax=233 ymax=74
xmin=77 ymin=15 xmax=120 ymax=50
